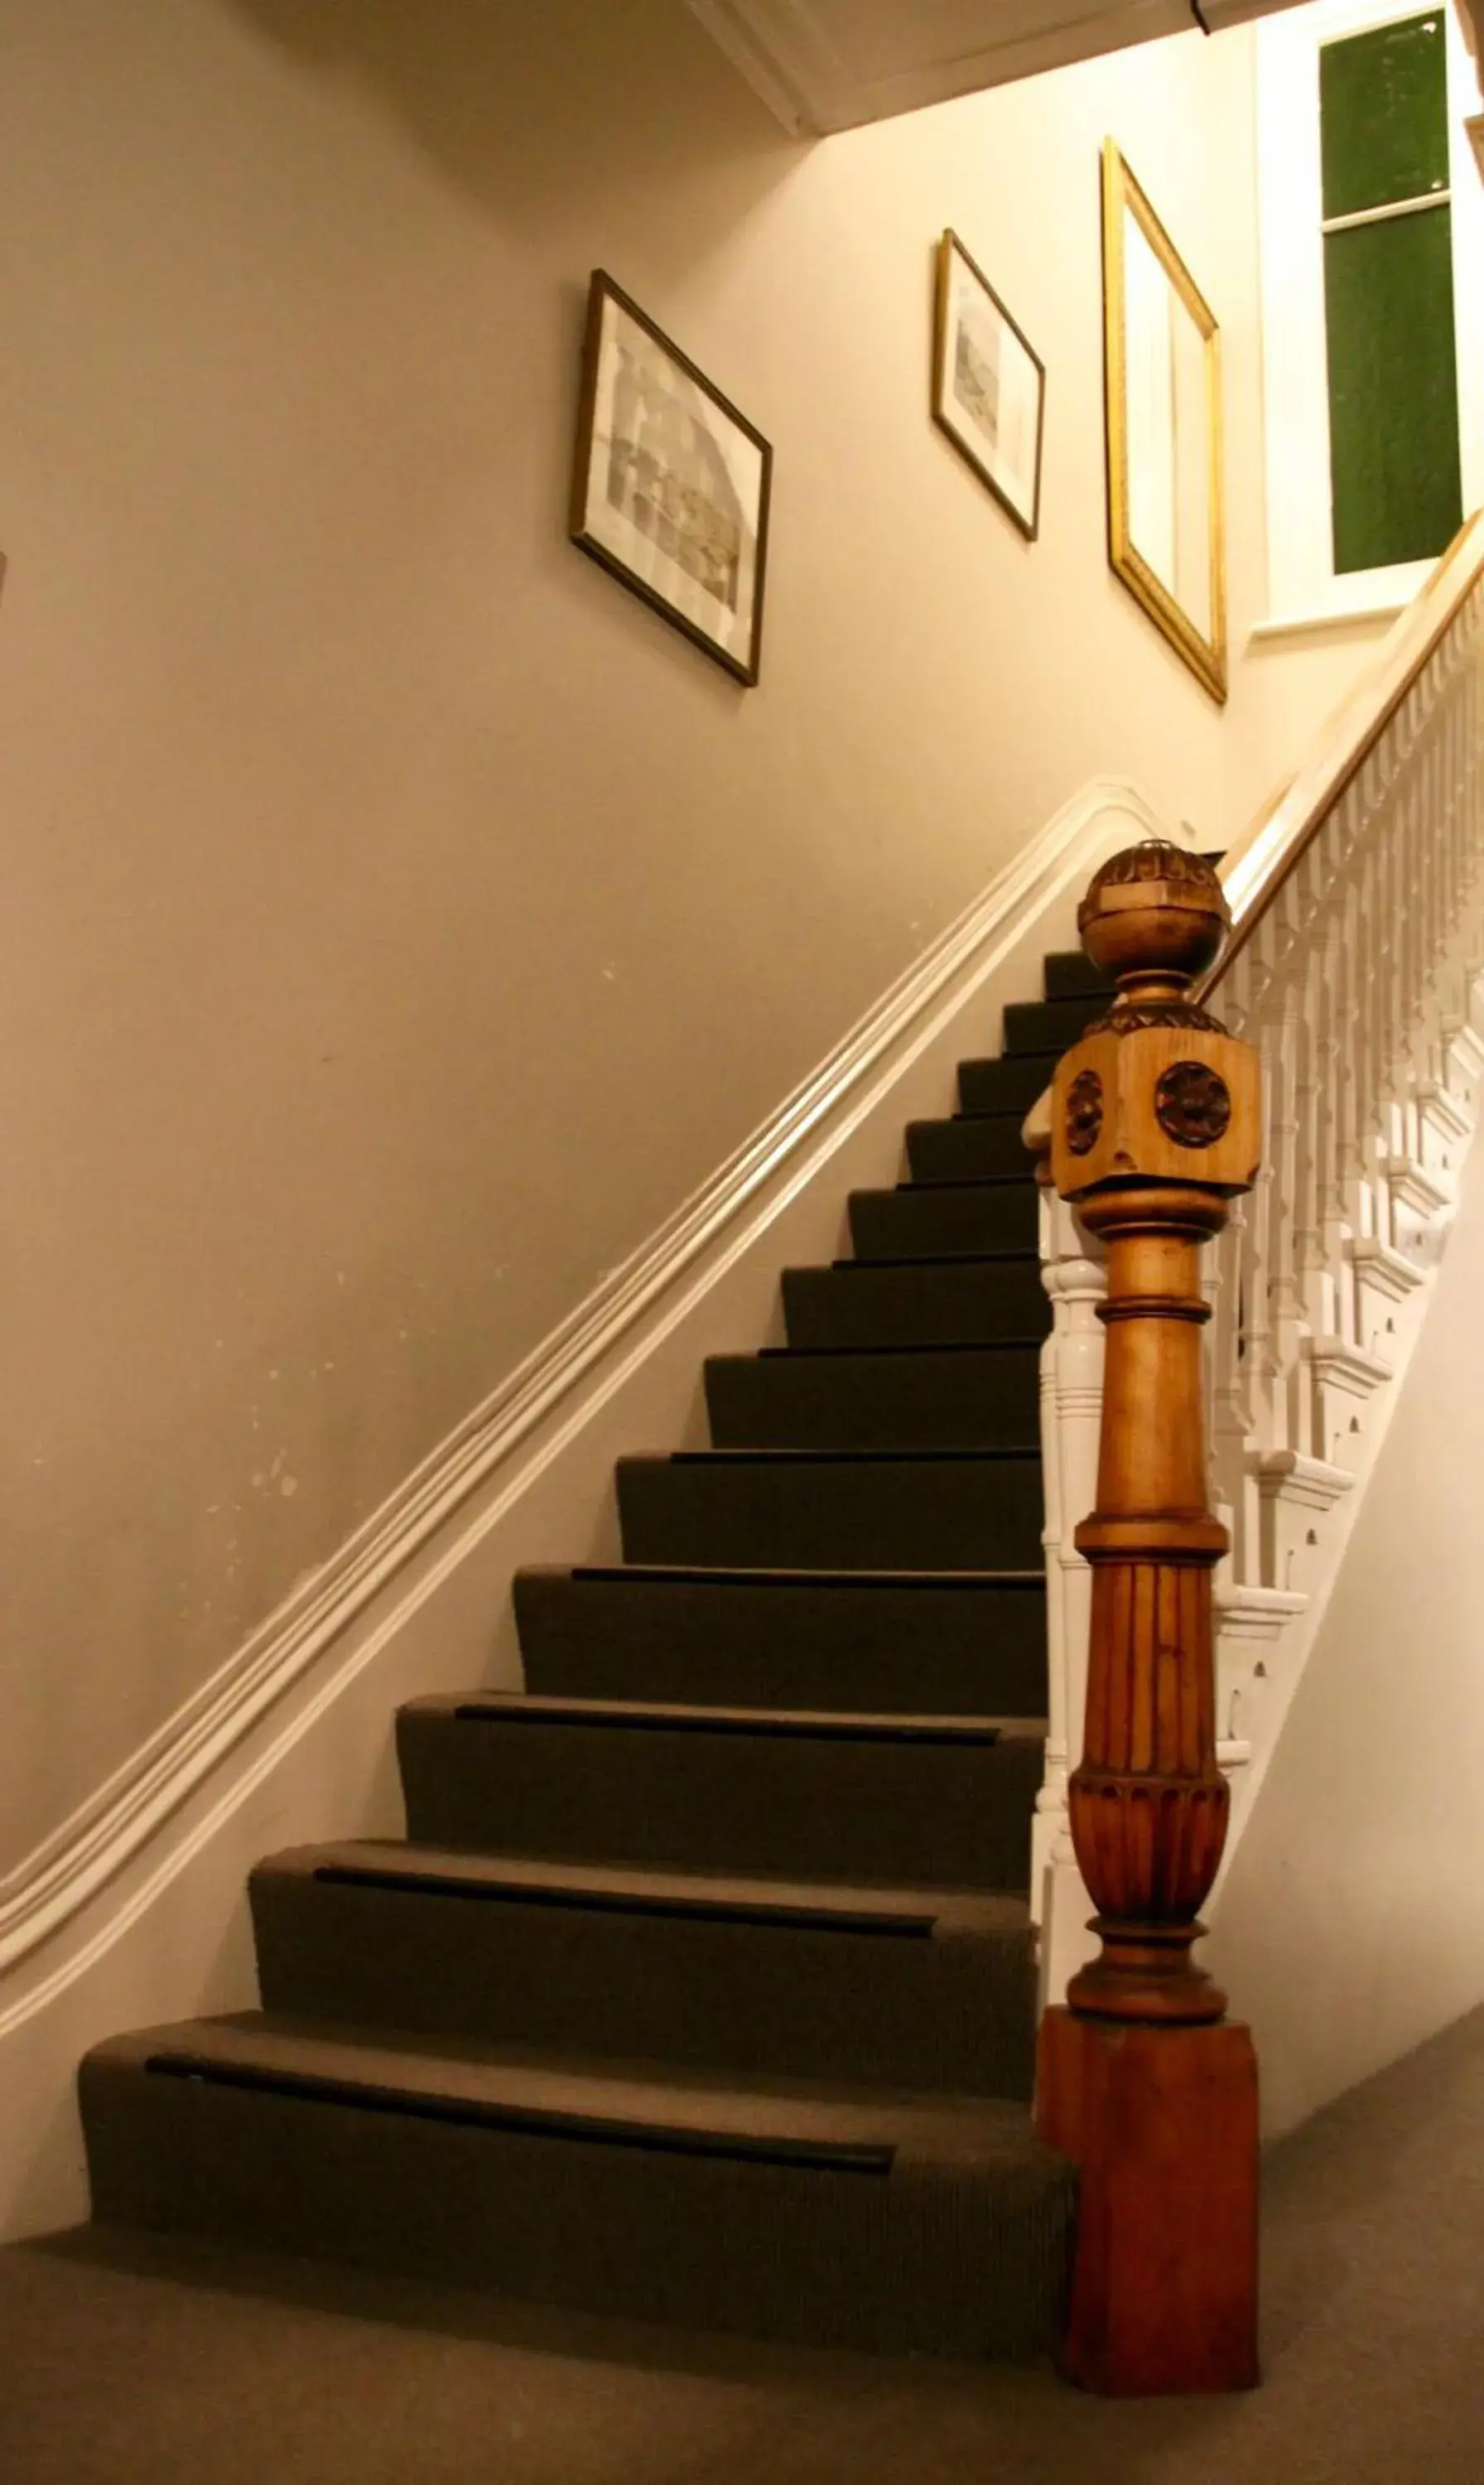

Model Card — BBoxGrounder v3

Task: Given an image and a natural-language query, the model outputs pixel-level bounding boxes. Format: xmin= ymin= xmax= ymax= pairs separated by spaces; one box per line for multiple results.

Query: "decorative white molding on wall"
xmin=0 ymin=774 xmax=1173 ymax=2241
xmin=689 ymin=0 xmax=1304 ymax=137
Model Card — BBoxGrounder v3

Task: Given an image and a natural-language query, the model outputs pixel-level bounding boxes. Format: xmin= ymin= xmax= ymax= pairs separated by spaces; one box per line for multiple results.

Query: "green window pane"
xmin=1320 ymin=13 xmax=1448 ymax=219
xmin=1324 ymin=204 xmax=1462 ymax=572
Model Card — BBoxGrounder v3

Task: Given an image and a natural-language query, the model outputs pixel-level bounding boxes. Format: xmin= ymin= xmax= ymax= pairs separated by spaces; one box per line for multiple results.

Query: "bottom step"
xmin=81 ymin=2015 xmax=1075 ymax=2362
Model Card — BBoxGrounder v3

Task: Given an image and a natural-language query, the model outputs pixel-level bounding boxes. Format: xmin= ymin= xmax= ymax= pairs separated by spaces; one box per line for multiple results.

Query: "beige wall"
xmin=1212 ymin=1131 xmax=1484 ymax=2135
xmin=0 ymin=0 xmax=1376 ymax=1874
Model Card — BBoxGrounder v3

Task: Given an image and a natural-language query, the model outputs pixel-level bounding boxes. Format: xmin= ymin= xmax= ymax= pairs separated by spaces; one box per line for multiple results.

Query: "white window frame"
xmin=1256 ymin=0 xmax=1484 ymax=635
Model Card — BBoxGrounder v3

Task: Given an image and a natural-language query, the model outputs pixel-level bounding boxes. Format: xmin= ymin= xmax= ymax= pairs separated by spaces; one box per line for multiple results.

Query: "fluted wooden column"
xmin=1035 ymin=842 xmax=1262 ymax=2396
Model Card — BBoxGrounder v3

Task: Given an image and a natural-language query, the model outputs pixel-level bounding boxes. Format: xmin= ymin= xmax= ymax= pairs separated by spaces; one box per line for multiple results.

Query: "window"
xmin=1321 ymin=13 xmax=1462 ymax=572
xmin=1257 ymin=1 xmax=1482 ymax=630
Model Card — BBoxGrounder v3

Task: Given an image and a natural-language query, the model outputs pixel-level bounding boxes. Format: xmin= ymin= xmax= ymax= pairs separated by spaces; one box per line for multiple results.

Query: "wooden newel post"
xmin=1035 ymin=841 xmax=1263 ymax=2396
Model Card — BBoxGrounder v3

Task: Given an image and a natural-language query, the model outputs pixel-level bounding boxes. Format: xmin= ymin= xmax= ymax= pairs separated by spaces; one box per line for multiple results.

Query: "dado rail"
xmin=1028 ymin=507 xmax=1484 ymax=2392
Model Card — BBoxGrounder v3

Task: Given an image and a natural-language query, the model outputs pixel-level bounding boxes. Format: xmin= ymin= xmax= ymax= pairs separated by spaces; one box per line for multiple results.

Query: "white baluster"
xmin=1032 ymin=1181 xmax=1106 ymax=1930
xmin=1037 ymin=533 xmax=1484 ymax=2001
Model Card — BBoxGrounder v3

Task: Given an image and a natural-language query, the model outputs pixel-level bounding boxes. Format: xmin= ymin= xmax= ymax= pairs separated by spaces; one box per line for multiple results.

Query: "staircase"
xmin=78 ymin=948 xmax=1117 ymax=2363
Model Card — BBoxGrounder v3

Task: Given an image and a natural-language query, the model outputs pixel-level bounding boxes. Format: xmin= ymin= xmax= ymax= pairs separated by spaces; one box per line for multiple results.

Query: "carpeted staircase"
xmin=80 ymin=948 xmax=1115 ymax=2364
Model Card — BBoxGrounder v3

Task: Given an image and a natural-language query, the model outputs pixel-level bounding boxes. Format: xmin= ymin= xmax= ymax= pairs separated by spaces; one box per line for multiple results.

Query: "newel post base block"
xmin=1037 ymin=2004 xmax=1260 ymax=2396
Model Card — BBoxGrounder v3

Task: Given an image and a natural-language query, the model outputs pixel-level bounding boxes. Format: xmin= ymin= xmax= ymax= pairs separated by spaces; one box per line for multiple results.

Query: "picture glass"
xmin=575 ymin=285 xmax=766 ymax=678
xmin=1101 ymin=142 xmax=1226 ymax=702
xmin=1123 ymin=205 xmax=1214 ymax=640
xmin=934 ymin=234 xmax=1043 ymax=536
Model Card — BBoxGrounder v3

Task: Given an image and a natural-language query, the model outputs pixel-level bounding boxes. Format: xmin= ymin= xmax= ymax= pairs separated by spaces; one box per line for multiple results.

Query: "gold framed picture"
xmin=932 ymin=229 xmax=1046 ymax=541
xmin=569 ymin=271 xmax=773 ymax=687
xmin=1101 ymin=142 xmax=1226 ymax=703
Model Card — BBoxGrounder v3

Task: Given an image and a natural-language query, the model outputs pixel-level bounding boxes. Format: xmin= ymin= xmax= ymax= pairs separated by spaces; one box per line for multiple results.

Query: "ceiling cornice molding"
xmin=689 ymin=0 xmax=1311 ymax=137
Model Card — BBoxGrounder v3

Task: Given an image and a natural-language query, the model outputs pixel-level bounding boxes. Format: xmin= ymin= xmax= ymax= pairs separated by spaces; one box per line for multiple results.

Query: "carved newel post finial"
xmin=1036 ymin=839 xmax=1263 ymax=2397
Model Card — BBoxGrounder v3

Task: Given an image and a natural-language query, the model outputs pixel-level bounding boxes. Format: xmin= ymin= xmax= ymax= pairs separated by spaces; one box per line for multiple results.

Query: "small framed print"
xmin=569 ymin=271 xmax=773 ymax=685
xmin=932 ymin=230 xmax=1046 ymax=541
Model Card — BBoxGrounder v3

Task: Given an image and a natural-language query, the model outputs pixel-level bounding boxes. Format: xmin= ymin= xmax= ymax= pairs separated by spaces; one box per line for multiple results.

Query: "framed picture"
xmin=569 ymin=271 xmax=773 ymax=686
xmin=1101 ymin=142 xmax=1226 ymax=702
xmin=932 ymin=230 xmax=1046 ymax=541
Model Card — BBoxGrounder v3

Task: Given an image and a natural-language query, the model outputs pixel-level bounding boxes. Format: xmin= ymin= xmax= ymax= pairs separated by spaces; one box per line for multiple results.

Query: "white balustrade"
xmin=1035 ymin=519 xmax=1484 ymax=1992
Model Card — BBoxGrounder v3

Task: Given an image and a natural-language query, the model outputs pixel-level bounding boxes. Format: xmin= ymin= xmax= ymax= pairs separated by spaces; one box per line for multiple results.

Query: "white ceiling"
xmin=689 ymin=0 xmax=1314 ymax=133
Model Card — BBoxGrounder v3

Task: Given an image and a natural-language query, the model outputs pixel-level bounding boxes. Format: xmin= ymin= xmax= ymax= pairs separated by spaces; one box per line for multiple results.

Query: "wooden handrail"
xmin=1021 ymin=510 xmax=1484 ymax=1161
xmin=1207 ymin=508 xmax=1484 ymax=986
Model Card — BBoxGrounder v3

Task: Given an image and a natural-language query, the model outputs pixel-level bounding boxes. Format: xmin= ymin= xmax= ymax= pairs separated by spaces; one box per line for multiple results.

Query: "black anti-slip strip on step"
xmin=450 ymin=1702 xmax=1002 ymax=1746
xmin=307 ymin=1865 xmax=939 ymax=1938
xmin=664 ymin=1448 xmax=1038 ymax=1466
xmin=565 ymin=1567 xmax=1045 ymax=1589
xmin=965 ymin=1048 xmax=1062 ymax=1065
xmin=142 ymin=2053 xmax=897 ymax=2175
xmin=753 ymin=1342 xmax=1036 ymax=1360
xmin=892 ymin=1177 xmax=1030 ymax=1196
xmin=825 ymin=1253 xmax=1040 ymax=1270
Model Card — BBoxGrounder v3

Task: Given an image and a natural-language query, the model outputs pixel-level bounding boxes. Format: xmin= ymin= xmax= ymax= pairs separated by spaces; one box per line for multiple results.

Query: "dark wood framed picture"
xmin=932 ymin=229 xmax=1046 ymax=541
xmin=568 ymin=271 xmax=773 ymax=685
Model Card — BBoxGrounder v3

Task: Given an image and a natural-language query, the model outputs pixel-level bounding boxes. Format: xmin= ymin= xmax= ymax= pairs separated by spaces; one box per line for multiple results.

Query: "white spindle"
xmin=1036 ymin=522 xmax=1484 ymax=1999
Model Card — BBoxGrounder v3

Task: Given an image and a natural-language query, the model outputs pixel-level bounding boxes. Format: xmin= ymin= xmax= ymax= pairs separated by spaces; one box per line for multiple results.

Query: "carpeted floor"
xmin=5 ymin=2004 xmax=1484 ymax=2485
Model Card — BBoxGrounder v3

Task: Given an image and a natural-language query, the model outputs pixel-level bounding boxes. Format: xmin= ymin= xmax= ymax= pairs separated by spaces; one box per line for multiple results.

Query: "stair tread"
xmin=854 ymin=1176 xmax=1029 ymax=1200
xmin=889 ymin=1176 xmax=1030 ymax=1196
xmin=540 ymin=1562 xmax=1044 ymax=1585
xmin=822 ymin=1252 xmax=1039 ymax=1271
xmin=258 ymin=1840 xmax=1037 ymax=1935
xmin=95 ymin=2013 xmax=1043 ymax=2162
xmin=629 ymin=1448 xmax=1038 ymax=1466
xmin=747 ymin=1341 xmax=1038 ymax=1360
xmin=407 ymin=1690 xmax=1046 ymax=1740
xmin=549 ymin=1561 xmax=1048 ymax=1580
xmin=958 ymin=1049 xmax=1061 ymax=1069
xmin=908 ymin=1109 xmax=1028 ymax=1131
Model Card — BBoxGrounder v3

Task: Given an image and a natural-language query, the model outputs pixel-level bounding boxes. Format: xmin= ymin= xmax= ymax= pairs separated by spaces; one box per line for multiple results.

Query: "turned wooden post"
xmin=1035 ymin=841 xmax=1263 ymax=2396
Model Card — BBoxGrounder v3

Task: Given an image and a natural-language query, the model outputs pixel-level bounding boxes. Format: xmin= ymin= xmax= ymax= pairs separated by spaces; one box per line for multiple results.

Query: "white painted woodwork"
xmin=1037 ymin=510 xmax=1484 ymax=1999
xmin=1031 ymin=1187 xmax=1105 ymax=1926
xmin=688 ymin=0 xmax=1304 ymax=135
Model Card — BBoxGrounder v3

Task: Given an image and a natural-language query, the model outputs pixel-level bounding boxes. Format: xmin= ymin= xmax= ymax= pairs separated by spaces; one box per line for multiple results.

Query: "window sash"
xmin=1256 ymin=0 xmax=1482 ymax=629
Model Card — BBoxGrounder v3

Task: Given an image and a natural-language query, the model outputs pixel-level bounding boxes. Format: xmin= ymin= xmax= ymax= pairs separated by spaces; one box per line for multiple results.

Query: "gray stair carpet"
xmin=79 ymin=953 xmax=1115 ymax=2363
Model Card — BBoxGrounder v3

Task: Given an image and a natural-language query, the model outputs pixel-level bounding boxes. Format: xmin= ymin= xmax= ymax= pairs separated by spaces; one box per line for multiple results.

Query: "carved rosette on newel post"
xmin=1035 ymin=841 xmax=1263 ymax=2396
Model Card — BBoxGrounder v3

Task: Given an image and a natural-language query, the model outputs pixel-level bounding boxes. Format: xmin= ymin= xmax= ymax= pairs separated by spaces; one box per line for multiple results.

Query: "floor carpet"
xmin=5 ymin=2002 xmax=1484 ymax=2485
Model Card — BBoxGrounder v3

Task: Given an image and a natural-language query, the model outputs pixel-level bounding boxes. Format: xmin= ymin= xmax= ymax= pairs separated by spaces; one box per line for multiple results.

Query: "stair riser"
xmin=615 ymin=1456 xmax=1043 ymax=1571
xmin=956 ymin=1054 xmax=1058 ymax=1115
xmin=848 ymin=1186 xmax=1037 ymax=1261
xmin=80 ymin=2058 xmax=1073 ymax=2360
xmin=1003 ymin=996 xmax=1107 ymax=1054
xmin=1043 ymin=952 xmax=1114 ymax=1001
xmin=906 ymin=1117 xmax=1031 ymax=1183
xmin=397 ymin=1710 xmax=1043 ymax=1889
xmin=514 ymin=1573 xmax=1049 ymax=1715
xmin=251 ymin=1873 xmax=1037 ymax=2097
xmin=781 ymin=1261 xmax=1048 ymax=1349
xmin=704 ymin=1349 xmax=1039 ymax=1452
